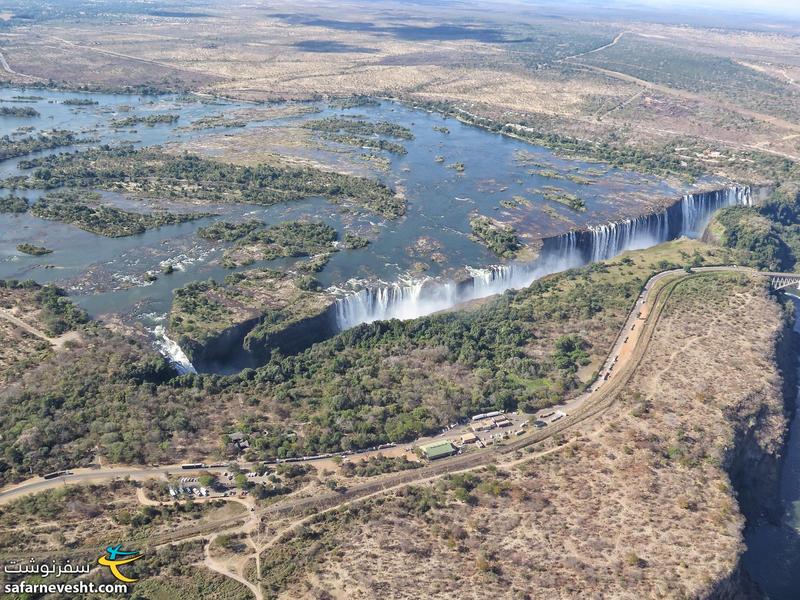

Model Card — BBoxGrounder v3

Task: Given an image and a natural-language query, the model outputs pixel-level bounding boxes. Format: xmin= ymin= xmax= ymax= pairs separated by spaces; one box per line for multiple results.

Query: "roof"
xmin=419 ymin=440 xmax=457 ymax=459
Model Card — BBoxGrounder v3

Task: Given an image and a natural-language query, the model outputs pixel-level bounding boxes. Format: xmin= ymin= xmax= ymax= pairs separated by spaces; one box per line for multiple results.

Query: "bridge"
xmin=769 ymin=274 xmax=800 ymax=291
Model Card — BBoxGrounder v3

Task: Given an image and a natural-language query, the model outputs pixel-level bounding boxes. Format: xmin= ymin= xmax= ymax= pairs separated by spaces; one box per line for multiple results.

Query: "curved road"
xmin=0 ymin=265 xmax=786 ymax=574
xmin=0 ymin=266 xmax=778 ymax=507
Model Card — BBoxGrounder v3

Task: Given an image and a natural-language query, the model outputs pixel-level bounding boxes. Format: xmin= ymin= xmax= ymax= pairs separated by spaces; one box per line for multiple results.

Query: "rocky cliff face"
xmin=181 ymin=303 xmax=338 ymax=373
xmin=708 ymin=299 xmax=799 ymax=600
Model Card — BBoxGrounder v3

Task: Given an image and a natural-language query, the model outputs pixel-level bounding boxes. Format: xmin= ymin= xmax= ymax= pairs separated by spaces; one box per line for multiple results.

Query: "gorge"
xmin=166 ymin=185 xmax=758 ymax=374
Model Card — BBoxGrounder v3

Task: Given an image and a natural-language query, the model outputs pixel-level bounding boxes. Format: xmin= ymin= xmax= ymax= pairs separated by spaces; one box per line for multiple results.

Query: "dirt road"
xmin=0 ymin=308 xmax=81 ymax=349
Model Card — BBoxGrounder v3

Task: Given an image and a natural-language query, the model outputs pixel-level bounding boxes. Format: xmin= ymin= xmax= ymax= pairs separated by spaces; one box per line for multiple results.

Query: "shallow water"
xmin=0 ymin=87 xmax=700 ymax=319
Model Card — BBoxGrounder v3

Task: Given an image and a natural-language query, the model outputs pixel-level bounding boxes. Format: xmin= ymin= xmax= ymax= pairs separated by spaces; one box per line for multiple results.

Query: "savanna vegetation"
xmin=469 ymin=215 xmax=521 ymax=257
xmin=0 ymin=130 xmax=87 ymax=162
xmin=31 ymin=190 xmax=210 ymax=237
xmin=6 ymin=147 xmax=403 ymax=217
xmin=413 ymin=99 xmax=705 ymax=180
xmin=0 ymin=279 xmax=88 ymax=335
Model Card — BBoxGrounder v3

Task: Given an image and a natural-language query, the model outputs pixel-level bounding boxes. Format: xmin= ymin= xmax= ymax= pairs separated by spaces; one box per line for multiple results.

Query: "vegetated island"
xmin=469 ymin=214 xmax=522 ymax=258
xmin=30 ymin=190 xmax=213 ymax=237
xmin=62 ymin=98 xmax=99 ymax=106
xmin=109 ymin=114 xmax=179 ymax=128
xmin=0 ymin=130 xmax=92 ymax=162
xmin=199 ymin=219 xmax=339 ymax=268
xmin=303 ymin=116 xmax=413 ymax=155
xmin=16 ymin=243 xmax=52 ymax=256
xmin=168 ymin=268 xmax=336 ymax=369
xmin=538 ymin=186 xmax=587 ymax=212
xmin=184 ymin=114 xmax=247 ymax=130
xmin=0 ymin=195 xmax=28 ymax=213
xmin=7 ymin=147 xmax=404 ymax=218
xmin=0 ymin=106 xmax=40 ymax=118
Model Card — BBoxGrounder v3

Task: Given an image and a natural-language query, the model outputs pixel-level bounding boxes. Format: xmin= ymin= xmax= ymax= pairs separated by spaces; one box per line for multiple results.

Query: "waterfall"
xmin=153 ymin=324 xmax=197 ymax=374
xmin=334 ymin=186 xmax=752 ymax=329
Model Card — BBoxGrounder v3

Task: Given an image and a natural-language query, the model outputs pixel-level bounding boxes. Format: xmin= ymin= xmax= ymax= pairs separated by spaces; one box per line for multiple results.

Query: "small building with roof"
xmin=419 ymin=440 xmax=458 ymax=460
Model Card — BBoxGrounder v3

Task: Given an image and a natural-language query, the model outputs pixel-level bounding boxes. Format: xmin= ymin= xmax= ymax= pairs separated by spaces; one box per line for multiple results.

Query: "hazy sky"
xmin=623 ymin=0 xmax=799 ymax=17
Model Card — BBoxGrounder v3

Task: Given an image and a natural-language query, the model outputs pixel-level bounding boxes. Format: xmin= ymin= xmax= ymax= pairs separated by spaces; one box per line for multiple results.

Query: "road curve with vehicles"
xmin=0 ymin=266 xmax=786 ymax=521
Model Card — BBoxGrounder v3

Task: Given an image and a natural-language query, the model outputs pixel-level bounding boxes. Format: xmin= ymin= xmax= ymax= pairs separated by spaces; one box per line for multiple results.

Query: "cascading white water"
xmin=334 ymin=186 xmax=753 ymax=330
xmin=153 ymin=324 xmax=197 ymax=374
xmin=680 ymin=186 xmax=752 ymax=235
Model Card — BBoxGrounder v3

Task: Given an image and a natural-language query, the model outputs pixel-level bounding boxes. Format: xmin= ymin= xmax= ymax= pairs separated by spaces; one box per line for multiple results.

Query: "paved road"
xmin=1 ymin=265 xmax=775 ymax=505
xmin=0 ymin=265 xmax=783 ymax=561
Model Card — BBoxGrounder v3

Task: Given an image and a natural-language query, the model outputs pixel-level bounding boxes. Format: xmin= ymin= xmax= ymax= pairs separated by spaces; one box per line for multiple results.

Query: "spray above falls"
xmin=334 ymin=186 xmax=752 ymax=330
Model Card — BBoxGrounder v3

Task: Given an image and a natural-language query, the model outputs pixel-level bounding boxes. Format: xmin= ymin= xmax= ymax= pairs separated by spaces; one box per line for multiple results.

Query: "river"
xmin=0 ymin=85 xmax=743 ymax=370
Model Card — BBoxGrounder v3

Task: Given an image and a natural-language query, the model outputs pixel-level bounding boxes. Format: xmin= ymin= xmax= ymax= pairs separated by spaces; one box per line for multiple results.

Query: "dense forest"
xmin=711 ymin=190 xmax=800 ymax=271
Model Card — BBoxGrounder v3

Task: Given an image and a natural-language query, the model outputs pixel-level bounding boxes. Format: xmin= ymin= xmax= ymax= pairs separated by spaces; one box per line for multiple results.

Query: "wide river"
xmin=0 ymin=86 xmax=701 ymax=324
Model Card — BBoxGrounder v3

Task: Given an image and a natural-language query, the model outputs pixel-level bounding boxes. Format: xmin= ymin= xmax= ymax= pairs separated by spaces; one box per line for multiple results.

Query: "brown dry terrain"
xmin=250 ymin=273 xmax=789 ymax=599
xmin=0 ymin=284 xmax=82 ymax=383
xmin=1 ymin=1 xmax=798 ymax=173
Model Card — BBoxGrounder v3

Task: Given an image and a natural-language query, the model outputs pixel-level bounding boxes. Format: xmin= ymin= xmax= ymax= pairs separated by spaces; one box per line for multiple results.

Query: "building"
xmin=471 ymin=410 xmax=505 ymax=422
xmin=471 ymin=421 xmax=496 ymax=433
xmin=460 ymin=432 xmax=479 ymax=444
xmin=419 ymin=440 xmax=458 ymax=460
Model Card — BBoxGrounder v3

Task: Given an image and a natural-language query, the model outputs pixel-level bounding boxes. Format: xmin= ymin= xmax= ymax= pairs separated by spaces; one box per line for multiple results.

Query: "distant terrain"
xmin=0 ymin=1 xmax=798 ymax=598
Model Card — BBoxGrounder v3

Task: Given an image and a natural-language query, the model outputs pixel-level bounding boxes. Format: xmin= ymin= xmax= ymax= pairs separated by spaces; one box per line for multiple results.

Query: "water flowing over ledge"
xmin=334 ymin=186 xmax=753 ymax=329
xmin=153 ymin=324 xmax=197 ymax=374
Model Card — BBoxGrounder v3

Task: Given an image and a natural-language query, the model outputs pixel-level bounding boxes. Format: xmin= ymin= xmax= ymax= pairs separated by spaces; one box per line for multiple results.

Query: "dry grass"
xmin=256 ymin=273 xmax=788 ymax=599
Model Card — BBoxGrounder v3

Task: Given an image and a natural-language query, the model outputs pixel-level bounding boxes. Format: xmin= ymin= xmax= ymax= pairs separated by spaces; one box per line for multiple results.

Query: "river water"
xmin=742 ymin=295 xmax=800 ymax=599
xmin=0 ymin=86 xmax=737 ymax=368
xmin=0 ymin=86 xmax=697 ymax=315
